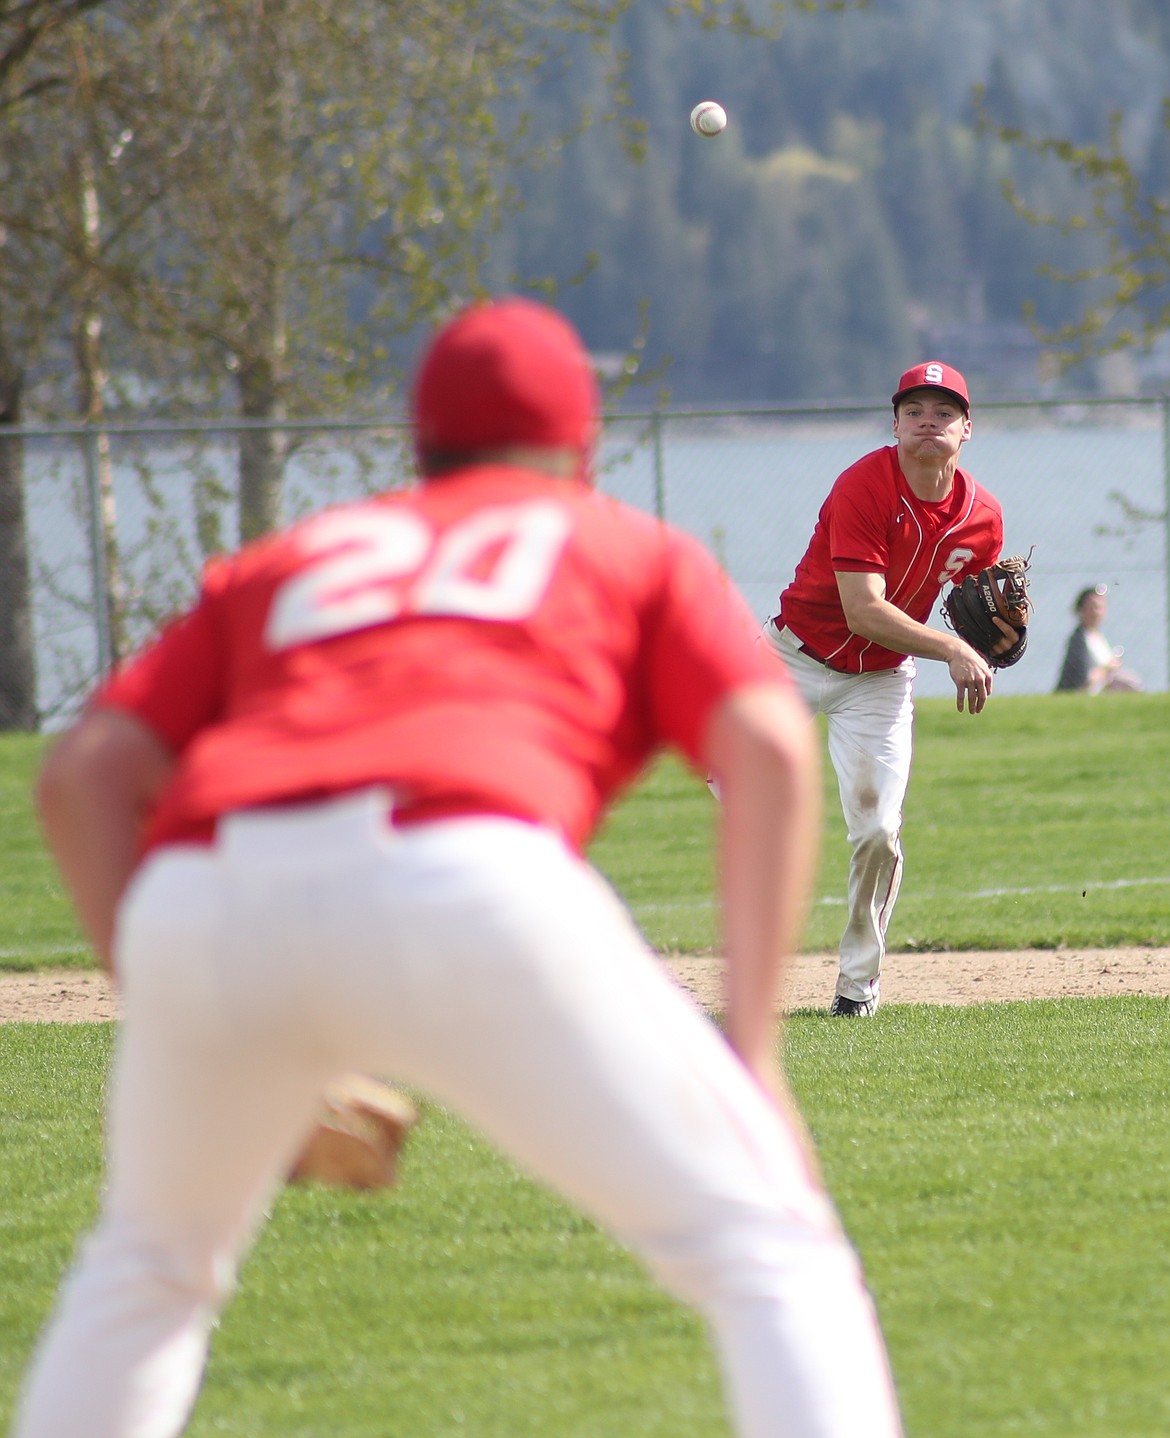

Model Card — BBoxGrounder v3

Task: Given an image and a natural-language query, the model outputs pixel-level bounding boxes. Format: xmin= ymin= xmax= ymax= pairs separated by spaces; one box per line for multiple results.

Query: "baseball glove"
xmin=942 ymin=551 xmax=1034 ymax=668
xmin=288 ymin=1074 xmax=419 ymax=1190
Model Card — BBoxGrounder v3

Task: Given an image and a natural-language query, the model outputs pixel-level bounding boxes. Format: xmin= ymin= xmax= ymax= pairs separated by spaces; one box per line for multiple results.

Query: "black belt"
xmin=772 ymin=618 xmax=843 ymax=672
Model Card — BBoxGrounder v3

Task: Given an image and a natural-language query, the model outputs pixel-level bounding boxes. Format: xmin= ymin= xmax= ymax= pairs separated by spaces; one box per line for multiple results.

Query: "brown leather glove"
xmin=942 ymin=552 xmax=1033 ymax=668
xmin=288 ymin=1075 xmax=419 ymax=1190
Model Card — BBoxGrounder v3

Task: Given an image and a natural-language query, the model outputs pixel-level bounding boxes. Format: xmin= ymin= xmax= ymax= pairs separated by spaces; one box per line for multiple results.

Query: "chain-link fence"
xmin=4 ymin=395 xmax=1168 ymax=727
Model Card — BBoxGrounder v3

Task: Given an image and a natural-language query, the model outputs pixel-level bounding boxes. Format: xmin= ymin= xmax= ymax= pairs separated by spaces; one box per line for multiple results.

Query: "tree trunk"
xmin=237 ymin=352 xmax=287 ymax=542
xmin=74 ymin=148 xmax=127 ymax=664
xmin=235 ymin=0 xmax=290 ymax=543
xmin=0 ymin=338 xmax=39 ymax=731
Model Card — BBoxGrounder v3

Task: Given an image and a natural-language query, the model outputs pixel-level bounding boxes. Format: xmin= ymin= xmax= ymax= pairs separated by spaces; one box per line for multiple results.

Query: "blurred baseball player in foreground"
xmin=765 ymin=362 xmax=1017 ymax=1016
xmin=16 ymin=299 xmax=903 ymax=1438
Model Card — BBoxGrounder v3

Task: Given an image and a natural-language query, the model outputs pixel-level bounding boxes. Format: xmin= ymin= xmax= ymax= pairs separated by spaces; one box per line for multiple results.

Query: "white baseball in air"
xmin=690 ymin=101 xmax=727 ymax=137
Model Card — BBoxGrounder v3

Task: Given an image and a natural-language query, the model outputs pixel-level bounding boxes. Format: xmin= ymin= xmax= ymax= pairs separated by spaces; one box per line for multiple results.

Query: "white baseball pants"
xmin=14 ymin=791 xmax=902 ymax=1438
xmin=765 ymin=622 xmax=914 ymax=1005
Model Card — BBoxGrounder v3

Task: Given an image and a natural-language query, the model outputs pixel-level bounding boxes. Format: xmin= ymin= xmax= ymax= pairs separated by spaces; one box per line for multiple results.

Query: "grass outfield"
xmin=592 ymin=690 xmax=1170 ymax=954
xmin=4 ymin=692 xmax=1170 ymax=969
xmin=4 ymin=1006 xmax=1170 ymax=1436
xmin=2 ymin=696 xmax=1170 ymax=1434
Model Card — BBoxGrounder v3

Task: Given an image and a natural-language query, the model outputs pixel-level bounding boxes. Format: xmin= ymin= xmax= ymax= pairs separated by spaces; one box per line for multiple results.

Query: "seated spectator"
xmin=1054 ymin=584 xmax=1143 ymax=693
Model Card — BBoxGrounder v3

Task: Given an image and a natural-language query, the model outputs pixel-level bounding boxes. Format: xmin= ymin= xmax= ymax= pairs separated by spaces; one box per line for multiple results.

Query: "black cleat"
xmin=829 ymin=994 xmax=877 ymax=1017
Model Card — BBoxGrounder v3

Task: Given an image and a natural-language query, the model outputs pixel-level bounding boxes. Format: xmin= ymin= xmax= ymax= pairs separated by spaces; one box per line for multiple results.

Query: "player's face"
xmin=892 ymin=390 xmax=971 ymax=461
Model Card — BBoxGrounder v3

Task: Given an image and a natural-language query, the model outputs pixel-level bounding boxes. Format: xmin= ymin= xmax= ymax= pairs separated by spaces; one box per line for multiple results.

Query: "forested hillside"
xmin=483 ymin=0 xmax=1170 ymax=405
xmin=5 ymin=0 xmax=1169 ymax=419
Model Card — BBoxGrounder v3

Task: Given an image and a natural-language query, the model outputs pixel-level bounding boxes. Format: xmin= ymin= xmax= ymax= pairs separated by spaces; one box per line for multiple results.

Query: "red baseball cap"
xmin=412 ymin=297 xmax=600 ymax=459
xmin=891 ymin=361 xmax=970 ymax=415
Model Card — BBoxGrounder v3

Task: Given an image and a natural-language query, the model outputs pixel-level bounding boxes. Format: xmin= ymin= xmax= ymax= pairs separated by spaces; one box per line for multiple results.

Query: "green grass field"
xmin=591 ymin=691 xmax=1170 ymax=954
xmin=3 ymin=694 xmax=1170 ymax=1435
xmin=6 ymin=692 xmax=1169 ymax=967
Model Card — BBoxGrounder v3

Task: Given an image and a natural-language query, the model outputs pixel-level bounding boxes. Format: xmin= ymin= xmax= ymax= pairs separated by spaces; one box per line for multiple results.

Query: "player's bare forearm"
xmin=705 ymin=683 xmax=821 ymax=1095
xmin=836 ymin=570 xmax=994 ymax=712
xmin=36 ymin=710 xmax=174 ymax=976
xmin=838 ymin=573 xmax=961 ymax=662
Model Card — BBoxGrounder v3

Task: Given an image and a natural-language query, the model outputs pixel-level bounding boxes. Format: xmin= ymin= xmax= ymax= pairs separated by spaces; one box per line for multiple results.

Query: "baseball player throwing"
xmin=765 ymin=362 xmax=1018 ymax=1016
xmin=15 ymin=300 xmax=903 ymax=1438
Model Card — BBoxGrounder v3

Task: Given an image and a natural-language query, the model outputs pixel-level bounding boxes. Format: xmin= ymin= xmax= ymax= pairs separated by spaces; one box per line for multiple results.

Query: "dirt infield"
xmin=668 ymin=947 xmax=1170 ymax=1011
xmin=3 ymin=948 xmax=1169 ymax=1023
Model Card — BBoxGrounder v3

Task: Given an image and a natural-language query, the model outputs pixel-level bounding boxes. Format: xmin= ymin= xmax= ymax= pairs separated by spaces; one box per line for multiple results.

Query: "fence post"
xmin=1163 ymin=393 xmax=1170 ymax=691
xmin=82 ymin=426 xmax=113 ymax=677
xmin=652 ymin=409 xmax=666 ymax=521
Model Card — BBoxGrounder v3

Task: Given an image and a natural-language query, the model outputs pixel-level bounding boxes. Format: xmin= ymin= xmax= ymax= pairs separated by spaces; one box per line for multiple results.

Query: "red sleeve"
xmin=90 ymin=571 xmax=227 ymax=754
xmin=973 ymin=491 xmax=1004 ymax=574
xmin=642 ymin=529 xmax=790 ymax=767
xmin=827 ymin=452 xmax=895 ymax=572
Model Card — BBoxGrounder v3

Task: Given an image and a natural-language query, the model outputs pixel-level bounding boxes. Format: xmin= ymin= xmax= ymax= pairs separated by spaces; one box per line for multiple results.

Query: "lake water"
xmin=20 ymin=405 xmax=1170 ymax=720
xmin=598 ymin=410 xmax=1169 ymax=701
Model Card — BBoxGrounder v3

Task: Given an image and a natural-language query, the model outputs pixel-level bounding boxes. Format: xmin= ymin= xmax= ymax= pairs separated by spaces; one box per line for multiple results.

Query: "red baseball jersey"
xmin=777 ymin=445 xmax=1003 ymax=672
xmin=94 ymin=465 xmax=788 ymax=853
